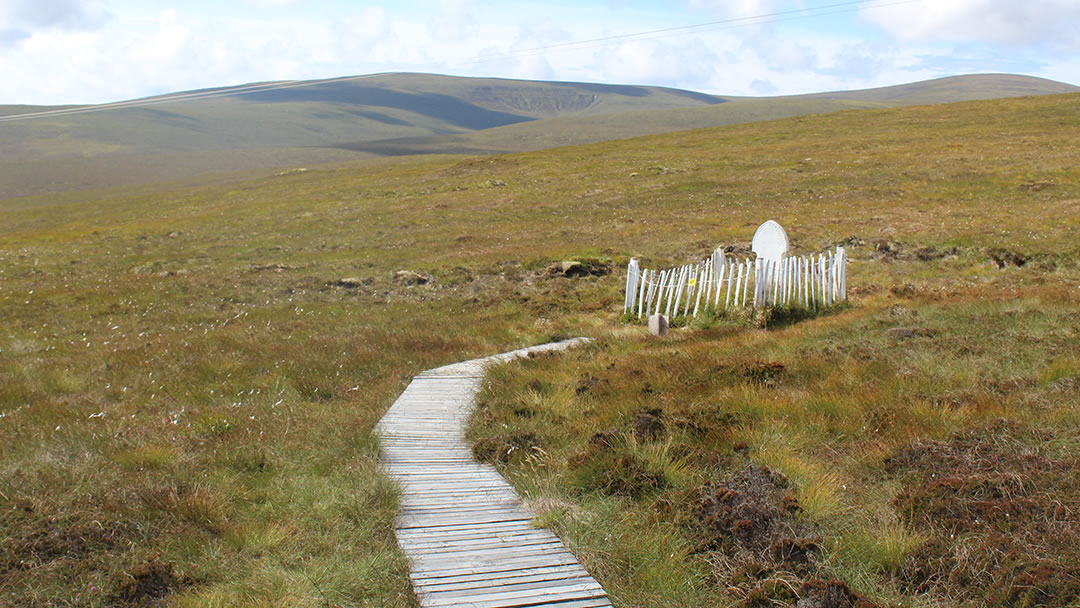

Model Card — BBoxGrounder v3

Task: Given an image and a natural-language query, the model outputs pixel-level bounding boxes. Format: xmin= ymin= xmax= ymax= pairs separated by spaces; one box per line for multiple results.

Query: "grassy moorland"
xmin=1 ymin=92 xmax=1079 ymax=607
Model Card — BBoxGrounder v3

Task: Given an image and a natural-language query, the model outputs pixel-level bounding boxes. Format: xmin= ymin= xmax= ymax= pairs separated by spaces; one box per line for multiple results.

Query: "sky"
xmin=1 ymin=0 xmax=1079 ymax=105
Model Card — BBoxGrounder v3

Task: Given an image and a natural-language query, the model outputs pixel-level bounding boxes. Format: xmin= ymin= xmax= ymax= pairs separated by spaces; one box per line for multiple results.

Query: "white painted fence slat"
xmin=686 ymin=264 xmax=696 ymax=317
xmin=771 ymin=259 xmax=780 ymax=306
xmin=636 ymin=268 xmax=647 ymax=318
xmin=792 ymin=257 xmax=797 ymax=306
xmin=655 ymin=270 xmax=665 ymax=317
xmin=818 ymin=255 xmax=824 ymax=308
xmin=654 ymin=270 xmax=667 ymax=316
xmin=718 ymin=262 xmax=728 ymax=309
xmin=702 ymin=258 xmax=713 ymax=315
xmin=668 ymin=266 xmax=681 ymax=317
xmin=738 ymin=259 xmax=745 ymax=308
xmin=692 ymin=264 xmax=705 ymax=317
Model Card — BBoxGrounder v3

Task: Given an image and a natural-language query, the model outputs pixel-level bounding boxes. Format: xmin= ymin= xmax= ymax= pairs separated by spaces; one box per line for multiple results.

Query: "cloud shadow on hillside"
xmin=239 ymin=83 xmax=534 ymax=131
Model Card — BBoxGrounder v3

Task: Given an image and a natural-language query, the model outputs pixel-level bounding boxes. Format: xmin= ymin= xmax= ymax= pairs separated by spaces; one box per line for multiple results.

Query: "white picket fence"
xmin=623 ymin=247 xmax=847 ymax=319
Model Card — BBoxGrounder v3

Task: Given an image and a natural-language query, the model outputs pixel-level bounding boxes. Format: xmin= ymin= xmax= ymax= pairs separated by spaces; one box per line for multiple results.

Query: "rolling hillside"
xmin=795 ymin=72 xmax=1080 ymax=103
xmin=0 ymin=72 xmax=1075 ymax=199
xmin=346 ymin=73 xmax=1080 ymax=156
xmin=0 ymin=73 xmax=725 ymax=160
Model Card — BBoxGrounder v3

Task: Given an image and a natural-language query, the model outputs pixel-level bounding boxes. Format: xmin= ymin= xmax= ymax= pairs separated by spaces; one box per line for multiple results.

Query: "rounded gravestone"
xmin=751 ymin=220 xmax=789 ymax=261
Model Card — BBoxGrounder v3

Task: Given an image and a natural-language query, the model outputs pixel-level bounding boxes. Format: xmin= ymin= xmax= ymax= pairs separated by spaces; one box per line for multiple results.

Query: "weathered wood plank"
xmin=408 ymin=554 xmax=585 ymax=579
xmin=401 ymin=535 xmax=559 ymax=553
xmin=416 ymin=569 xmax=594 ymax=593
xmin=411 ymin=562 xmax=588 ymax=585
xmin=420 ymin=582 xmax=606 ymax=608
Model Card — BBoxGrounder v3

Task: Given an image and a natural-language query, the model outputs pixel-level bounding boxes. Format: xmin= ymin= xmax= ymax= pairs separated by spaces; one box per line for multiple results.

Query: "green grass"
xmin=1 ymin=91 xmax=1079 ymax=606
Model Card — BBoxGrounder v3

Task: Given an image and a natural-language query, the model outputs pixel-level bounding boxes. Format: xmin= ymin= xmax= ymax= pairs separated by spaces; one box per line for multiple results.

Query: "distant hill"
xmin=341 ymin=74 xmax=1080 ymax=156
xmin=795 ymin=73 xmax=1080 ymax=104
xmin=0 ymin=72 xmax=1075 ymax=199
xmin=0 ymin=73 xmax=725 ymax=159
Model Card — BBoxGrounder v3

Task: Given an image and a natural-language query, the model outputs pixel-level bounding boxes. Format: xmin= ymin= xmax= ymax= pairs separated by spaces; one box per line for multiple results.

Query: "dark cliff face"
xmin=238 ymin=83 xmax=535 ymax=130
xmin=465 ymin=85 xmax=599 ymax=117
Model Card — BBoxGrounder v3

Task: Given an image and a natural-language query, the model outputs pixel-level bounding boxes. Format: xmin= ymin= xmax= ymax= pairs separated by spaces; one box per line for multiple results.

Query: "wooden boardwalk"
xmin=376 ymin=339 xmax=612 ymax=608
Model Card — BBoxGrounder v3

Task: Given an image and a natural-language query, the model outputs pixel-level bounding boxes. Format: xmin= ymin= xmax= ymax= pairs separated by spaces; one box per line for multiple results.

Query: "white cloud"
xmin=686 ymin=0 xmax=776 ymax=20
xmin=590 ymin=37 xmax=719 ymax=89
xmin=761 ymin=39 xmax=818 ymax=72
xmin=0 ymin=0 xmax=109 ymax=47
xmin=244 ymin=0 xmax=301 ymax=7
xmin=508 ymin=53 xmax=557 ymax=81
xmin=860 ymin=0 xmax=1080 ymax=50
xmin=1 ymin=0 xmax=109 ymax=30
xmin=343 ymin=7 xmax=390 ymax=41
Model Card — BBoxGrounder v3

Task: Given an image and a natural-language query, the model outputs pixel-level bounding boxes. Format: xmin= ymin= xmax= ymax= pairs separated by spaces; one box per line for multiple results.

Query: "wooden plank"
xmin=416 ymin=569 xmax=593 ymax=593
xmin=394 ymin=520 xmax=538 ymax=536
xmin=401 ymin=535 xmax=559 ymax=553
xmin=409 ymin=542 xmax=576 ymax=563
xmin=421 ymin=581 xmax=606 ymax=608
xmin=409 ymin=554 xmax=584 ymax=579
xmin=397 ymin=529 xmax=544 ymax=546
xmin=396 ymin=513 xmax=535 ymax=528
xmin=402 ymin=537 xmax=562 ymax=554
xmin=411 ymin=564 xmax=589 ymax=587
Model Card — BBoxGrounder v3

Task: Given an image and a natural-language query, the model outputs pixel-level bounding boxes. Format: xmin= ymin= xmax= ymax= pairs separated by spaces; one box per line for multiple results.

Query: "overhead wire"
xmin=463 ymin=0 xmax=919 ymax=63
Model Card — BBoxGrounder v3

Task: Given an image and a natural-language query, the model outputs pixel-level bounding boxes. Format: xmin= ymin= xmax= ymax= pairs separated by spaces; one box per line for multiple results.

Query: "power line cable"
xmin=464 ymin=0 xmax=916 ymax=63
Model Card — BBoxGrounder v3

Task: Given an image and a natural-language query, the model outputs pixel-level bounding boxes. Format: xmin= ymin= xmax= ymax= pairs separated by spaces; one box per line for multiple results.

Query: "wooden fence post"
xmin=654 ymin=270 xmax=666 ymax=316
xmin=669 ymin=266 xmax=683 ymax=317
xmin=683 ymin=265 xmax=696 ymax=317
xmin=693 ymin=264 xmax=705 ymax=317
xmin=637 ymin=268 xmax=648 ymax=318
xmin=703 ymin=258 xmax=714 ymax=312
xmin=802 ymin=256 xmax=809 ymax=309
xmin=838 ymin=246 xmax=846 ymax=301
xmin=742 ymin=260 xmax=751 ymax=308
xmin=717 ymin=262 xmax=727 ymax=309
xmin=734 ymin=262 xmax=744 ymax=309
xmin=790 ymin=257 xmax=796 ymax=307
xmin=752 ymin=259 xmax=760 ymax=308
xmin=660 ymin=271 xmax=669 ymax=319
xmin=818 ymin=255 xmax=824 ymax=308
xmin=769 ymin=259 xmax=776 ymax=307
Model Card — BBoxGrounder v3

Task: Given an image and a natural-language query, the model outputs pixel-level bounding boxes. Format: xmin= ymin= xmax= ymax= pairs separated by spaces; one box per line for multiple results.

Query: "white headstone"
xmin=751 ymin=220 xmax=789 ymax=261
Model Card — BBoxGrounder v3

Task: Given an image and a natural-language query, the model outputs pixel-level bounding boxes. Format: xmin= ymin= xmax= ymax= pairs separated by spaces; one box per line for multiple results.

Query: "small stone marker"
xmin=648 ymin=313 xmax=669 ymax=337
xmin=752 ymin=220 xmax=789 ymax=261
